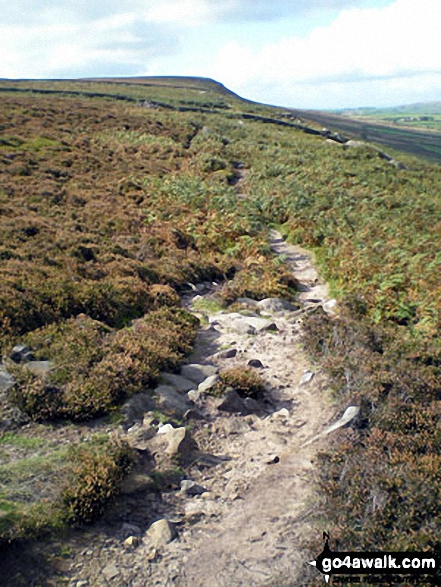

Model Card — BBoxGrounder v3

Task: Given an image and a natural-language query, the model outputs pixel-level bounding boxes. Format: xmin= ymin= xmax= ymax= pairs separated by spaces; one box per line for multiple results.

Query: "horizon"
xmin=1 ymin=0 xmax=441 ymax=109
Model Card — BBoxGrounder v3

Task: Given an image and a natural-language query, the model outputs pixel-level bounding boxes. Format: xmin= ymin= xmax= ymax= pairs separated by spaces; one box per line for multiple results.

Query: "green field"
xmin=0 ymin=77 xmax=440 ymax=582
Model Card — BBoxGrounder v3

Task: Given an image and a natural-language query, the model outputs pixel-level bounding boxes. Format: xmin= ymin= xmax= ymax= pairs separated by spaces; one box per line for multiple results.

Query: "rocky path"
xmin=47 ymin=230 xmax=342 ymax=587
xmin=137 ymin=232 xmax=336 ymax=587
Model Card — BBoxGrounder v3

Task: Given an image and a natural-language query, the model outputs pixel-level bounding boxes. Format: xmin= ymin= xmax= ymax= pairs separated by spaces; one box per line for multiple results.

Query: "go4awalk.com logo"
xmin=309 ymin=533 xmax=440 ymax=584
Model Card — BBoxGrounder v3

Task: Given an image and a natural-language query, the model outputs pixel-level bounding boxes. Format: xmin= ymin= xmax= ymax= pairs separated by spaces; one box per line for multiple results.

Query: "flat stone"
xmin=237 ymin=297 xmax=259 ymax=307
xmin=213 ymin=348 xmax=237 ymax=360
xmin=155 ymin=385 xmax=191 ymax=416
xmin=300 ymin=371 xmax=315 ymax=385
xmin=209 ymin=313 xmax=256 ymax=335
xmin=198 ymin=374 xmax=219 ymax=394
xmin=184 ymin=500 xmax=217 ymax=520
xmin=181 ymin=364 xmax=218 ymax=384
xmin=180 ymin=479 xmax=208 ymax=495
xmin=241 ymin=316 xmax=278 ymax=332
xmin=257 ymin=298 xmax=299 ymax=313
xmin=146 ymin=519 xmax=176 ymax=548
xmin=161 ymin=373 xmax=195 ymax=393
xmin=102 ymin=564 xmax=120 ymax=581
xmin=157 ymin=423 xmax=174 ymax=434
xmin=122 ymin=392 xmax=155 ymax=426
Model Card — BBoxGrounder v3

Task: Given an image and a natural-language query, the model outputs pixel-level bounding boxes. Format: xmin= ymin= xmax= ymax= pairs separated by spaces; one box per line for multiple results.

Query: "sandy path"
xmin=131 ymin=231 xmax=336 ymax=587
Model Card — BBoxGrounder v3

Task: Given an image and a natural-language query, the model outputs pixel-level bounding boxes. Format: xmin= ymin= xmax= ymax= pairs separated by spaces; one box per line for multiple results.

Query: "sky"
xmin=1 ymin=0 xmax=441 ymax=109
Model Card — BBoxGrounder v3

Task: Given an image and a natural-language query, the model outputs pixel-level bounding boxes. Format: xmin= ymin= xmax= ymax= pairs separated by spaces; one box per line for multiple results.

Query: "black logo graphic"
xmin=309 ymin=533 xmax=440 ymax=584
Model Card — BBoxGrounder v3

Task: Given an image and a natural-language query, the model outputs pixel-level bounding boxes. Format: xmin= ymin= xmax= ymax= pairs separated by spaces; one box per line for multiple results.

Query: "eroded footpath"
xmin=52 ymin=230 xmax=338 ymax=587
xmin=4 ymin=231 xmax=340 ymax=587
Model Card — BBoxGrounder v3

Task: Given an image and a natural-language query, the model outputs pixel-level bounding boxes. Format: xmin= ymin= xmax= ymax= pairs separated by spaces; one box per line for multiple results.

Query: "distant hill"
xmin=81 ymin=75 xmax=245 ymax=99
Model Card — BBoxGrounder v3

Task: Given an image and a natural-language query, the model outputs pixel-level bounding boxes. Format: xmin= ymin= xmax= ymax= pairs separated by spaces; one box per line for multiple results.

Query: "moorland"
xmin=0 ymin=76 xmax=440 ymax=585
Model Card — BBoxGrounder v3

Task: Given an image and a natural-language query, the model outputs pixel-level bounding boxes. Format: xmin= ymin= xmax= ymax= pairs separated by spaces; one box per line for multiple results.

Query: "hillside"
xmin=0 ymin=77 xmax=440 ymax=586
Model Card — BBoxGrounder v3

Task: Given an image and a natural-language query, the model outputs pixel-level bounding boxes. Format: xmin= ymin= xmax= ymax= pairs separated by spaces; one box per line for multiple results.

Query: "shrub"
xmin=213 ymin=367 xmax=266 ymax=399
xmin=9 ymin=308 xmax=199 ymax=421
xmin=61 ymin=438 xmax=133 ymax=525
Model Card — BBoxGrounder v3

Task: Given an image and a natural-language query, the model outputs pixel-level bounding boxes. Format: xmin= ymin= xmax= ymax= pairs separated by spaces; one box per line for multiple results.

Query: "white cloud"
xmin=205 ymin=0 xmax=441 ymax=107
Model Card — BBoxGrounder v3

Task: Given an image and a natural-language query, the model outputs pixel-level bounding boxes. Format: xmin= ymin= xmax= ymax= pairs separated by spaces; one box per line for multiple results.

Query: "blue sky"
xmin=1 ymin=0 xmax=440 ymax=109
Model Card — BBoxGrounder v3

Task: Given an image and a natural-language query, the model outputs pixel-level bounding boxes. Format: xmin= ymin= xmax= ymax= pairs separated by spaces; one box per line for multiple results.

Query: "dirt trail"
xmin=126 ymin=231 xmax=337 ymax=587
xmin=6 ymin=231 xmax=338 ymax=587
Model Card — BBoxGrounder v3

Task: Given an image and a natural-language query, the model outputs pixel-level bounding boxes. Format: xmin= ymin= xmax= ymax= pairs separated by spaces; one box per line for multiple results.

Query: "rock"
xmin=240 ymin=316 xmax=278 ymax=333
xmin=266 ymin=455 xmax=280 ymax=464
xmin=216 ymin=388 xmax=247 ymax=414
xmin=247 ymin=359 xmax=263 ymax=369
xmin=300 ymin=371 xmax=315 ymax=385
xmin=161 ymin=373 xmax=195 ymax=393
xmin=243 ymin=397 xmax=263 ymax=413
xmin=157 ymin=423 xmax=175 ymax=434
xmin=102 ymin=564 xmax=120 ymax=581
xmin=165 ymin=426 xmax=198 ymax=462
xmin=198 ymin=374 xmax=220 ymax=394
xmin=345 ymin=140 xmax=366 ymax=148
xmin=10 ymin=345 xmax=33 ymax=364
xmin=237 ymin=297 xmax=259 ymax=308
xmin=180 ymin=479 xmax=208 ymax=495
xmin=195 ymin=453 xmax=230 ymax=467
xmin=323 ymin=299 xmax=338 ymax=315
xmin=303 ymin=406 xmax=360 ymax=447
xmin=122 ymin=392 xmax=155 ymax=426
xmin=25 ymin=360 xmax=53 ymax=377
xmin=155 ymin=385 xmax=192 ymax=416
xmin=146 ymin=519 xmax=176 ymax=548
xmin=183 ymin=408 xmax=204 ymax=421
xmin=124 ymin=535 xmax=140 ymax=549
xmin=257 ymin=298 xmax=299 ymax=313
xmin=0 ymin=367 xmax=15 ymax=392
xmin=184 ymin=500 xmax=217 ymax=520
xmin=165 ymin=427 xmax=186 ymax=456
xmin=181 ymin=364 xmax=218 ymax=384
xmin=143 ymin=412 xmax=160 ymax=427
xmin=187 ymin=390 xmax=201 ymax=403
xmin=209 ymin=313 xmax=257 ymax=335
xmin=213 ymin=348 xmax=237 ymax=360
xmin=76 ymin=581 xmax=89 ymax=587
xmin=126 ymin=425 xmax=155 ymax=450
xmin=269 ymin=408 xmax=290 ymax=421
